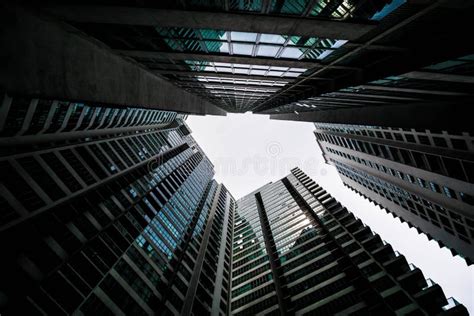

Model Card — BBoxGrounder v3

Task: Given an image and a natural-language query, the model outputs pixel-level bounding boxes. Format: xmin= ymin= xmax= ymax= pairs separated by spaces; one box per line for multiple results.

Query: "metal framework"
xmin=14 ymin=1 xmax=474 ymax=115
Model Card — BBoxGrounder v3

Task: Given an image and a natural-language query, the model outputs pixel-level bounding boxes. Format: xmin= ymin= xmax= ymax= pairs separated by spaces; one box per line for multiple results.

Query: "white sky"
xmin=187 ymin=112 xmax=474 ymax=313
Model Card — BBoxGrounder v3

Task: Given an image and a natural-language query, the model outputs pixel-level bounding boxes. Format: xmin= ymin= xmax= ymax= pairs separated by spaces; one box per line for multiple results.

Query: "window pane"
xmin=281 ymin=47 xmax=304 ymax=59
xmin=231 ymin=31 xmax=257 ymax=42
xmin=260 ymin=34 xmax=286 ymax=44
xmin=257 ymin=45 xmax=280 ymax=57
xmin=233 ymin=43 xmax=253 ymax=55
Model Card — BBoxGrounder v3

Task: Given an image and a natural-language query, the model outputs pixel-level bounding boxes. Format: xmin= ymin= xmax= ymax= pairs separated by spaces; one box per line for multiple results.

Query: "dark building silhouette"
xmin=315 ymin=122 xmax=474 ymax=265
xmin=230 ymin=168 xmax=467 ymax=315
xmin=0 ymin=1 xmax=473 ymax=314
xmin=0 ymin=95 xmax=468 ymax=315
xmin=2 ymin=1 xmax=473 ymax=127
xmin=0 ymin=94 xmax=235 ymax=315
xmin=270 ymin=54 xmax=474 ymax=132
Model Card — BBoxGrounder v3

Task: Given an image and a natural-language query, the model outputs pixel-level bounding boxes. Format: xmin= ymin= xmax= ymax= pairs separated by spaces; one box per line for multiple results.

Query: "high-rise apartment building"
xmin=269 ymin=54 xmax=474 ymax=131
xmin=0 ymin=93 xmax=235 ymax=315
xmin=230 ymin=168 xmax=467 ymax=315
xmin=1 ymin=1 xmax=472 ymax=315
xmin=314 ymin=123 xmax=474 ymax=265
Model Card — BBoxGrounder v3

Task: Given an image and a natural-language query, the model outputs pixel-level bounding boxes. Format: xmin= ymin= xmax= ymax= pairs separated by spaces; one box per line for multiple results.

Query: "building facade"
xmin=314 ymin=123 xmax=474 ymax=265
xmin=0 ymin=93 xmax=235 ymax=315
xmin=230 ymin=168 xmax=467 ymax=315
xmin=0 ymin=90 xmax=469 ymax=315
xmin=4 ymin=1 xmax=473 ymax=119
xmin=269 ymin=53 xmax=474 ymax=132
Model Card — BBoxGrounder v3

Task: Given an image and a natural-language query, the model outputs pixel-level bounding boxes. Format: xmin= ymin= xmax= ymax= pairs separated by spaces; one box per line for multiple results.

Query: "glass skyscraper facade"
xmin=0 ymin=92 xmax=468 ymax=314
xmin=314 ymin=122 xmax=474 ymax=265
xmin=30 ymin=0 xmax=472 ymax=118
xmin=1 ymin=1 xmax=473 ymax=314
xmin=230 ymin=168 xmax=467 ymax=315
xmin=0 ymin=93 xmax=234 ymax=315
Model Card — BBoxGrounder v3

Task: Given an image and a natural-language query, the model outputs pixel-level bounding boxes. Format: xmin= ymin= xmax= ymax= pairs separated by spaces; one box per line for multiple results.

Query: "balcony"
xmin=383 ymin=252 xmax=410 ymax=277
xmin=396 ymin=263 xmax=426 ymax=295
xmin=361 ymin=235 xmax=383 ymax=252
xmin=441 ymin=297 xmax=469 ymax=315
xmin=414 ymin=278 xmax=449 ymax=315
xmin=371 ymin=243 xmax=395 ymax=263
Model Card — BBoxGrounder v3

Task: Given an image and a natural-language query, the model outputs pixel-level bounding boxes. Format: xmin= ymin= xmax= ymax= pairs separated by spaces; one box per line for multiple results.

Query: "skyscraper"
xmin=3 ymin=1 xmax=473 ymax=120
xmin=230 ymin=168 xmax=467 ymax=315
xmin=269 ymin=54 xmax=474 ymax=132
xmin=0 ymin=93 xmax=235 ymax=315
xmin=1 ymin=1 xmax=472 ymax=315
xmin=314 ymin=122 xmax=474 ymax=265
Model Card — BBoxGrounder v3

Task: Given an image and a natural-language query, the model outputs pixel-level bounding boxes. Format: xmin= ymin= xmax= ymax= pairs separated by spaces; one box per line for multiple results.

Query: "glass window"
xmin=460 ymin=192 xmax=474 ymax=206
xmin=285 ymin=35 xmax=301 ymax=45
xmin=285 ymin=72 xmax=301 ymax=77
xmin=443 ymin=158 xmax=466 ymax=181
xmin=418 ymin=135 xmax=431 ymax=145
xmin=290 ymin=68 xmax=307 ymax=72
xmin=233 ymin=43 xmax=253 ymax=55
xmin=405 ymin=134 xmax=416 ymax=143
xmin=234 ymin=68 xmax=249 ymax=74
xmin=215 ymin=67 xmax=232 ymax=73
xmin=260 ymin=33 xmax=285 ymax=44
xmin=412 ymin=151 xmax=426 ymax=169
xmin=443 ymin=186 xmax=455 ymax=199
xmin=41 ymin=152 xmax=83 ymax=192
xmin=0 ymin=161 xmax=45 ymax=211
xmin=231 ymin=31 xmax=257 ymax=42
xmin=465 ymin=161 xmax=474 ymax=182
xmin=18 ymin=156 xmax=66 ymax=201
xmin=257 ymin=45 xmax=280 ymax=57
xmin=452 ymin=139 xmax=468 ymax=150
xmin=271 ymin=66 xmax=289 ymax=71
xmin=280 ymin=47 xmax=304 ymax=59
xmin=267 ymin=71 xmax=284 ymax=77
xmin=99 ymin=275 xmax=148 ymax=316
xmin=433 ymin=137 xmax=447 ymax=147
xmin=218 ymin=42 xmax=229 ymax=53
xmin=250 ymin=69 xmax=267 ymax=75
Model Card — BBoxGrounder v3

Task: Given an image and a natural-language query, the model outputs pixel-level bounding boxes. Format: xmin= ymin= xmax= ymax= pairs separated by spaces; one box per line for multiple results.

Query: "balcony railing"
xmin=422 ymin=278 xmax=436 ymax=290
xmin=442 ymin=297 xmax=462 ymax=311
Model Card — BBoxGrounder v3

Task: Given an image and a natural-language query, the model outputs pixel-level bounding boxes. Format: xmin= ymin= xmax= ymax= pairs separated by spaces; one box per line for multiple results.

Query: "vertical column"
xmin=254 ymin=192 xmax=288 ymax=315
xmin=211 ymin=194 xmax=232 ymax=316
xmin=181 ymin=185 xmax=222 ymax=315
xmin=283 ymin=172 xmax=395 ymax=315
